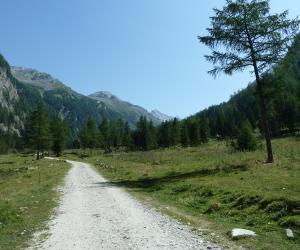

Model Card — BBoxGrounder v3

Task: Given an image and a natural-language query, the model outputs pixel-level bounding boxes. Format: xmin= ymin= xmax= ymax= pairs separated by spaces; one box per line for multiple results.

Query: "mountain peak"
xmin=151 ymin=109 xmax=173 ymax=122
xmin=10 ymin=66 xmax=65 ymax=91
xmin=89 ymin=91 xmax=118 ymax=100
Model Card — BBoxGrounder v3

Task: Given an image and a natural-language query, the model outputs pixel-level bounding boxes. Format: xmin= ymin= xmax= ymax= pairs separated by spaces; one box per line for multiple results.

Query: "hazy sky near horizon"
xmin=1 ymin=0 xmax=299 ymax=118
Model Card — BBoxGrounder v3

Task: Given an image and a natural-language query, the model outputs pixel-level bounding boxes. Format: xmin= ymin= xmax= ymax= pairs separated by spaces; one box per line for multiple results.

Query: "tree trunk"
xmin=37 ymin=151 xmax=40 ymax=160
xmin=244 ymin=21 xmax=274 ymax=163
xmin=256 ymin=80 xmax=274 ymax=163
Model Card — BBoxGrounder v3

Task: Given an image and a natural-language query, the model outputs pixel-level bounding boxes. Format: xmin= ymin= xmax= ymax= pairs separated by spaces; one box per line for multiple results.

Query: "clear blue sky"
xmin=1 ymin=0 xmax=298 ymax=118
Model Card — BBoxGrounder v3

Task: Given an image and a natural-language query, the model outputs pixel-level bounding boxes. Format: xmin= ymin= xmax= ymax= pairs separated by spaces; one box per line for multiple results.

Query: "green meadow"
xmin=73 ymin=137 xmax=300 ymax=250
xmin=0 ymin=155 xmax=69 ymax=250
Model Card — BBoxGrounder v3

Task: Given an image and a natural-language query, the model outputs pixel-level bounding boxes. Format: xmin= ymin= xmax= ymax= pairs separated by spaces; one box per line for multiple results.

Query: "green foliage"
xmin=133 ymin=116 xmax=157 ymax=151
xmin=79 ymin=117 xmax=99 ymax=149
xmin=26 ymin=101 xmax=52 ymax=159
xmin=234 ymin=120 xmax=257 ymax=151
xmin=99 ymin=117 xmax=112 ymax=152
xmin=51 ymin=115 xmax=69 ymax=157
xmin=180 ymin=122 xmax=190 ymax=147
xmin=199 ymin=0 xmax=300 ymax=162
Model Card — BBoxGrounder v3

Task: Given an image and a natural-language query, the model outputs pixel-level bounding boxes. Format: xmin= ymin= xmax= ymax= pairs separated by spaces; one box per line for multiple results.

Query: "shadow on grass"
xmin=95 ymin=164 xmax=248 ymax=190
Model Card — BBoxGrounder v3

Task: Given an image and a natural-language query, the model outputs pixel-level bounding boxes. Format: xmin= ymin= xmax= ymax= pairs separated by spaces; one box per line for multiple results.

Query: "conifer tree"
xmin=199 ymin=119 xmax=210 ymax=143
xmin=170 ymin=118 xmax=181 ymax=146
xmin=99 ymin=117 xmax=111 ymax=153
xmin=189 ymin=120 xmax=200 ymax=146
xmin=181 ymin=122 xmax=190 ymax=147
xmin=27 ymin=101 xmax=52 ymax=160
xmin=122 ymin=122 xmax=133 ymax=150
xmin=79 ymin=117 xmax=99 ymax=149
xmin=199 ymin=0 xmax=300 ymax=162
xmin=51 ymin=114 xmax=68 ymax=157
xmin=235 ymin=119 xmax=257 ymax=151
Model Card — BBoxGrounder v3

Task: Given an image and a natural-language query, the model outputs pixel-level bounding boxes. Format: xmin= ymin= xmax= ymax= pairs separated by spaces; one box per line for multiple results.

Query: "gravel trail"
xmin=28 ymin=160 xmax=223 ymax=250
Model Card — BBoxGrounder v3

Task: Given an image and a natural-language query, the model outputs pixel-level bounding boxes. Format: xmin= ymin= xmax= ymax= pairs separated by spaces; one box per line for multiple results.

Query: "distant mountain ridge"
xmin=89 ymin=91 xmax=162 ymax=124
xmin=0 ymin=61 xmax=171 ymax=142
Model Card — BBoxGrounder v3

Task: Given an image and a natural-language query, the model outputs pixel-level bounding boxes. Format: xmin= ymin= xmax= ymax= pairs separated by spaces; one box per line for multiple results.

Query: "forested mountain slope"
xmin=190 ymin=35 xmax=300 ymax=138
xmin=0 ymin=55 xmax=166 ymax=151
xmin=9 ymin=64 xmax=163 ymax=138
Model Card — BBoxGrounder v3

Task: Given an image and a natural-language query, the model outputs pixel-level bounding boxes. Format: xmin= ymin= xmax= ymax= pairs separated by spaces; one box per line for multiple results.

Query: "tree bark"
xmin=245 ymin=23 xmax=274 ymax=163
xmin=256 ymin=79 xmax=274 ymax=163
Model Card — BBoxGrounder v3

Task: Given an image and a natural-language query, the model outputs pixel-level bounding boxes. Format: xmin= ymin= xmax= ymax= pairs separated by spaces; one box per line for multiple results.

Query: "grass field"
xmin=71 ymin=137 xmax=300 ymax=250
xmin=0 ymin=154 xmax=69 ymax=250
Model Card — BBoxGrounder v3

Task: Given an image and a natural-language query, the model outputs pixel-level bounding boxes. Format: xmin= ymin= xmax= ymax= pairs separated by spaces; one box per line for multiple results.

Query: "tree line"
xmin=74 ymin=116 xmax=210 ymax=152
xmin=24 ymin=101 xmax=212 ymax=158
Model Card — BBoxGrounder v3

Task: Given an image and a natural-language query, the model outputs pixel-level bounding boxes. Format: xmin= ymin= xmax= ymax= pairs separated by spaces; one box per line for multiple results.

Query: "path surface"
xmin=28 ymin=160 xmax=223 ymax=250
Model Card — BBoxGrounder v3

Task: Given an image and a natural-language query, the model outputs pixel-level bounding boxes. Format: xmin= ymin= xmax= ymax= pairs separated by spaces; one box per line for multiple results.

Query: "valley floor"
xmin=28 ymin=160 xmax=221 ymax=250
xmin=74 ymin=137 xmax=300 ymax=250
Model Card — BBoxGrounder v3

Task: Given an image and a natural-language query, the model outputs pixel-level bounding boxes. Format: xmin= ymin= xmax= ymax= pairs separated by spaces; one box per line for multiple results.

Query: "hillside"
xmin=7 ymin=64 xmax=166 ymax=139
xmin=88 ymin=91 xmax=160 ymax=125
xmin=189 ymin=35 xmax=300 ymax=138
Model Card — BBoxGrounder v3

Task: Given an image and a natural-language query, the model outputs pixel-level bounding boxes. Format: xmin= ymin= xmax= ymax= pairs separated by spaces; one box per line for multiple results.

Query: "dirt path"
xmin=28 ymin=160 xmax=223 ymax=250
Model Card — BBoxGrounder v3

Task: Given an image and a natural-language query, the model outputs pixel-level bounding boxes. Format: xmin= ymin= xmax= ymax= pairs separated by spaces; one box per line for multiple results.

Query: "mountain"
xmin=150 ymin=109 xmax=173 ymax=122
xmin=88 ymin=91 xmax=160 ymax=125
xmin=1 ymin=63 xmax=165 ymax=143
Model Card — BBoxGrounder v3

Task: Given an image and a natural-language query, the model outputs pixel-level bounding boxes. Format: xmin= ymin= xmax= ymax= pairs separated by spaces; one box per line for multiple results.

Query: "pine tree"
xmin=79 ymin=117 xmax=99 ymax=149
xmin=158 ymin=121 xmax=172 ymax=147
xmin=170 ymin=118 xmax=181 ymax=146
xmin=122 ymin=122 xmax=133 ymax=150
xmin=27 ymin=101 xmax=52 ymax=160
xmin=51 ymin=114 xmax=68 ymax=157
xmin=199 ymin=119 xmax=210 ymax=143
xmin=181 ymin=122 xmax=190 ymax=147
xmin=189 ymin=120 xmax=200 ymax=146
xmin=199 ymin=0 xmax=300 ymax=162
xmin=99 ymin=117 xmax=111 ymax=153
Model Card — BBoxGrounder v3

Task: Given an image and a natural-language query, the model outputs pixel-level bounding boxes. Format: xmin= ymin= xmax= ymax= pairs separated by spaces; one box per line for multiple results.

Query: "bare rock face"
xmin=0 ymin=57 xmax=24 ymax=136
xmin=0 ymin=67 xmax=19 ymax=109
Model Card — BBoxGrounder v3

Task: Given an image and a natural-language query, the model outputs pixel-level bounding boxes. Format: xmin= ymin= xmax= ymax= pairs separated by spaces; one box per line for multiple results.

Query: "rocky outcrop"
xmin=0 ymin=55 xmax=24 ymax=136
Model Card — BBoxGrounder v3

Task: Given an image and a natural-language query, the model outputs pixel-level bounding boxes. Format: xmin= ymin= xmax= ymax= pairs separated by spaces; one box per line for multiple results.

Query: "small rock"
xmin=19 ymin=207 xmax=28 ymax=212
xmin=231 ymin=228 xmax=256 ymax=239
xmin=286 ymin=228 xmax=294 ymax=238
